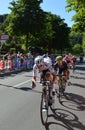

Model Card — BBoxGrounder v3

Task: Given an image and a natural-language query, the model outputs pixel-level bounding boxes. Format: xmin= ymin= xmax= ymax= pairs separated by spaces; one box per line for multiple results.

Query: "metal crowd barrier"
xmin=0 ymin=58 xmax=34 ymax=74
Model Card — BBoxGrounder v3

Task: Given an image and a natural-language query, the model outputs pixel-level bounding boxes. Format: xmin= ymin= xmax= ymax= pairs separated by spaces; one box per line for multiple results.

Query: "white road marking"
xmin=14 ymin=79 xmax=31 ymax=87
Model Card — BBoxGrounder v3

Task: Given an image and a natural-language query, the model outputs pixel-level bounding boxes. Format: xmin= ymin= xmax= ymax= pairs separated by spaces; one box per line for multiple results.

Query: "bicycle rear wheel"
xmin=40 ymin=93 xmax=48 ymax=125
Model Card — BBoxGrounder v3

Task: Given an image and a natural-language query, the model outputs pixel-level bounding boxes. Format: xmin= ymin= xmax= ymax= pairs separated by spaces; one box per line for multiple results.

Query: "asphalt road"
xmin=0 ymin=63 xmax=85 ymax=130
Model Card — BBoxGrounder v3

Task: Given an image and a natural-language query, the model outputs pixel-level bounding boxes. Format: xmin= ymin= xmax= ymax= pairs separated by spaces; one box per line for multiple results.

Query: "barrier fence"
xmin=0 ymin=58 xmax=34 ymax=73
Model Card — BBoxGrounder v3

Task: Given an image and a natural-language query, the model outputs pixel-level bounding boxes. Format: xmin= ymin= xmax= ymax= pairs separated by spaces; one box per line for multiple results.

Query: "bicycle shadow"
xmin=75 ymin=71 xmax=85 ymax=75
xmin=69 ymin=81 xmax=85 ymax=88
xmin=70 ymin=75 xmax=85 ymax=80
xmin=76 ymin=66 xmax=85 ymax=71
xmin=59 ymin=92 xmax=85 ymax=111
xmin=16 ymin=86 xmax=42 ymax=93
xmin=44 ymin=108 xmax=85 ymax=130
xmin=0 ymin=83 xmax=42 ymax=93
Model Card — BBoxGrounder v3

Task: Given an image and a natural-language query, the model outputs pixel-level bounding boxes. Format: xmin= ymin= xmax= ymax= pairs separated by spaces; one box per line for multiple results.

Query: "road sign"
xmin=0 ymin=34 xmax=9 ymax=40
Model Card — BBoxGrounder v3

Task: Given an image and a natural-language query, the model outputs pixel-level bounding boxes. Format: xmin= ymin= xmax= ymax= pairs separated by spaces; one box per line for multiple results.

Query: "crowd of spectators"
xmin=0 ymin=51 xmax=34 ymax=72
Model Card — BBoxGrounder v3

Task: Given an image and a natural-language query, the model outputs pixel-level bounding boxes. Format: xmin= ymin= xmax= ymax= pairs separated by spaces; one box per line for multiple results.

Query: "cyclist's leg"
xmin=63 ymin=70 xmax=67 ymax=81
xmin=45 ymin=71 xmax=56 ymax=93
xmin=56 ymin=76 xmax=62 ymax=97
xmin=72 ymin=62 xmax=76 ymax=73
xmin=62 ymin=70 xmax=68 ymax=89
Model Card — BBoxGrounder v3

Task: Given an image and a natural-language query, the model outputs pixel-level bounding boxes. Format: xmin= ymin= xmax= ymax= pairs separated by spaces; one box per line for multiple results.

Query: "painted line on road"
xmin=14 ymin=79 xmax=31 ymax=87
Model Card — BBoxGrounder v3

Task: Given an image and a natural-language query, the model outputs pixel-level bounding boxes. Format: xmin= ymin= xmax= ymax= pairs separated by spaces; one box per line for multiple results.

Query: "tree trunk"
xmin=26 ymin=34 xmax=29 ymax=52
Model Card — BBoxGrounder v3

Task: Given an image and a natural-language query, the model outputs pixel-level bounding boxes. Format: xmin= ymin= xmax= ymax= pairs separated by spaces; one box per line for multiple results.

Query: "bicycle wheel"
xmin=57 ymin=80 xmax=64 ymax=102
xmin=62 ymin=79 xmax=66 ymax=92
xmin=40 ymin=93 xmax=48 ymax=125
xmin=50 ymin=94 xmax=56 ymax=110
xmin=59 ymin=81 xmax=63 ymax=94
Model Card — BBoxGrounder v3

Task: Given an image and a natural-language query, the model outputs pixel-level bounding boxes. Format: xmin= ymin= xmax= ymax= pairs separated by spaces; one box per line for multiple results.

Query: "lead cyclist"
xmin=31 ymin=55 xmax=56 ymax=95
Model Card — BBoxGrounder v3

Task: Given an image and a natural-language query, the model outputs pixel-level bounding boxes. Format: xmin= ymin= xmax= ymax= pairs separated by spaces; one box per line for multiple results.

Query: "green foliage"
xmin=51 ymin=13 xmax=70 ymax=53
xmin=4 ymin=0 xmax=45 ymax=52
xmin=66 ymin=0 xmax=85 ymax=32
xmin=6 ymin=0 xmax=45 ymax=35
xmin=69 ymin=31 xmax=83 ymax=46
xmin=82 ymin=34 xmax=85 ymax=54
xmin=0 ymin=0 xmax=71 ymax=54
xmin=10 ymin=48 xmax=16 ymax=53
xmin=34 ymin=12 xmax=70 ymax=53
xmin=72 ymin=43 xmax=83 ymax=54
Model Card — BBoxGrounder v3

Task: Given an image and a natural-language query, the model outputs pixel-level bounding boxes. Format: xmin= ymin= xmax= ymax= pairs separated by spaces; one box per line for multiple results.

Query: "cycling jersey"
xmin=54 ymin=61 xmax=68 ymax=75
xmin=72 ymin=57 xmax=77 ymax=63
xmin=33 ymin=56 xmax=54 ymax=77
xmin=63 ymin=55 xmax=71 ymax=63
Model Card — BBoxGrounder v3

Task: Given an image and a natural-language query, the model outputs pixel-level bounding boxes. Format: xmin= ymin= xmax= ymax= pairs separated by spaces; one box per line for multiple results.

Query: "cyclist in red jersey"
xmin=63 ymin=55 xmax=72 ymax=80
xmin=71 ymin=55 xmax=77 ymax=73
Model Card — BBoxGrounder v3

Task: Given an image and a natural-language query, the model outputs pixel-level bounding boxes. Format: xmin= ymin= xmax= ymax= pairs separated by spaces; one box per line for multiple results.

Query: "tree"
xmin=0 ymin=14 xmax=8 ymax=32
xmin=29 ymin=12 xmax=70 ymax=54
xmin=66 ymin=0 xmax=85 ymax=32
xmin=72 ymin=43 xmax=83 ymax=54
xmin=82 ymin=33 xmax=85 ymax=54
xmin=5 ymin=0 xmax=45 ymax=52
xmin=50 ymin=13 xmax=70 ymax=54
xmin=34 ymin=12 xmax=55 ymax=53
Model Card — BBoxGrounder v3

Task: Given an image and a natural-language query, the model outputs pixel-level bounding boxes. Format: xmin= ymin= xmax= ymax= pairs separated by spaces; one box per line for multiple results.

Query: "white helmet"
xmin=34 ymin=56 xmax=44 ymax=66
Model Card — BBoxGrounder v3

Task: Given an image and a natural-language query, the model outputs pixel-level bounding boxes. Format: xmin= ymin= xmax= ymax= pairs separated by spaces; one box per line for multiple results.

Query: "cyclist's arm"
xmin=32 ymin=64 xmax=38 ymax=88
xmin=53 ymin=62 xmax=58 ymax=72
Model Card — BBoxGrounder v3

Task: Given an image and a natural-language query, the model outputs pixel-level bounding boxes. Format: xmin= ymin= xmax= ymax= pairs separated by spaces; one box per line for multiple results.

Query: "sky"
xmin=0 ymin=0 xmax=75 ymax=27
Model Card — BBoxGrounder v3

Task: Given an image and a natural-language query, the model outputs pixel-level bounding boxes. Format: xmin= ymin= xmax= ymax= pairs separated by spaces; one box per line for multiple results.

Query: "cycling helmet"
xmin=34 ymin=55 xmax=44 ymax=66
xmin=56 ymin=55 xmax=62 ymax=61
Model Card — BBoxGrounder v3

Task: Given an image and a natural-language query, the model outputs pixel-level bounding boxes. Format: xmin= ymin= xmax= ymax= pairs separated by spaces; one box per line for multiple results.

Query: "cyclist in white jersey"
xmin=32 ymin=55 xmax=56 ymax=94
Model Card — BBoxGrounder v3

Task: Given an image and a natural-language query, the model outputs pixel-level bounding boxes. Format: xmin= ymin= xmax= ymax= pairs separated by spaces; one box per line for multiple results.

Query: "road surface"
xmin=0 ymin=63 xmax=85 ymax=130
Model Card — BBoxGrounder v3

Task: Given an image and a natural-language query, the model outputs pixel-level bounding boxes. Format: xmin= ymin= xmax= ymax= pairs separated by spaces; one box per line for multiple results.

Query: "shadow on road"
xmin=59 ymin=92 xmax=85 ymax=111
xmin=75 ymin=71 xmax=85 ymax=75
xmin=76 ymin=66 xmax=85 ymax=71
xmin=71 ymin=82 xmax=85 ymax=88
xmin=0 ymin=69 xmax=32 ymax=79
xmin=44 ymin=108 xmax=85 ymax=130
xmin=70 ymin=75 xmax=85 ymax=80
xmin=0 ymin=83 xmax=42 ymax=94
xmin=16 ymin=86 xmax=42 ymax=93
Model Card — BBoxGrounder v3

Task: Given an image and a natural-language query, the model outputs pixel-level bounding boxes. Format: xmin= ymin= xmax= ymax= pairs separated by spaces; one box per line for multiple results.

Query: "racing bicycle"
xmin=57 ymin=74 xmax=67 ymax=100
xmin=40 ymin=80 xmax=56 ymax=125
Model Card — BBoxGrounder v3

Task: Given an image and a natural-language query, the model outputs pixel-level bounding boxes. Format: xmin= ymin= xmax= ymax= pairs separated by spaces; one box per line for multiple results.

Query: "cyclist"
xmin=63 ymin=54 xmax=72 ymax=79
xmin=71 ymin=55 xmax=77 ymax=72
xmin=32 ymin=55 xmax=56 ymax=94
xmin=54 ymin=55 xmax=69 ymax=88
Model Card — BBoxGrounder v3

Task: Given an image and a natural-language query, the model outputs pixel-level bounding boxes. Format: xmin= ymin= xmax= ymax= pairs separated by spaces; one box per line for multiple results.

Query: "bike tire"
xmin=40 ymin=93 xmax=48 ymax=125
xmin=57 ymin=80 xmax=64 ymax=102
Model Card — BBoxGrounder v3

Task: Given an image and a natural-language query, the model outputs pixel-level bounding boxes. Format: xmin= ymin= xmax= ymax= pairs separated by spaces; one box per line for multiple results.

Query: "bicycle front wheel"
xmin=40 ymin=93 xmax=48 ymax=125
